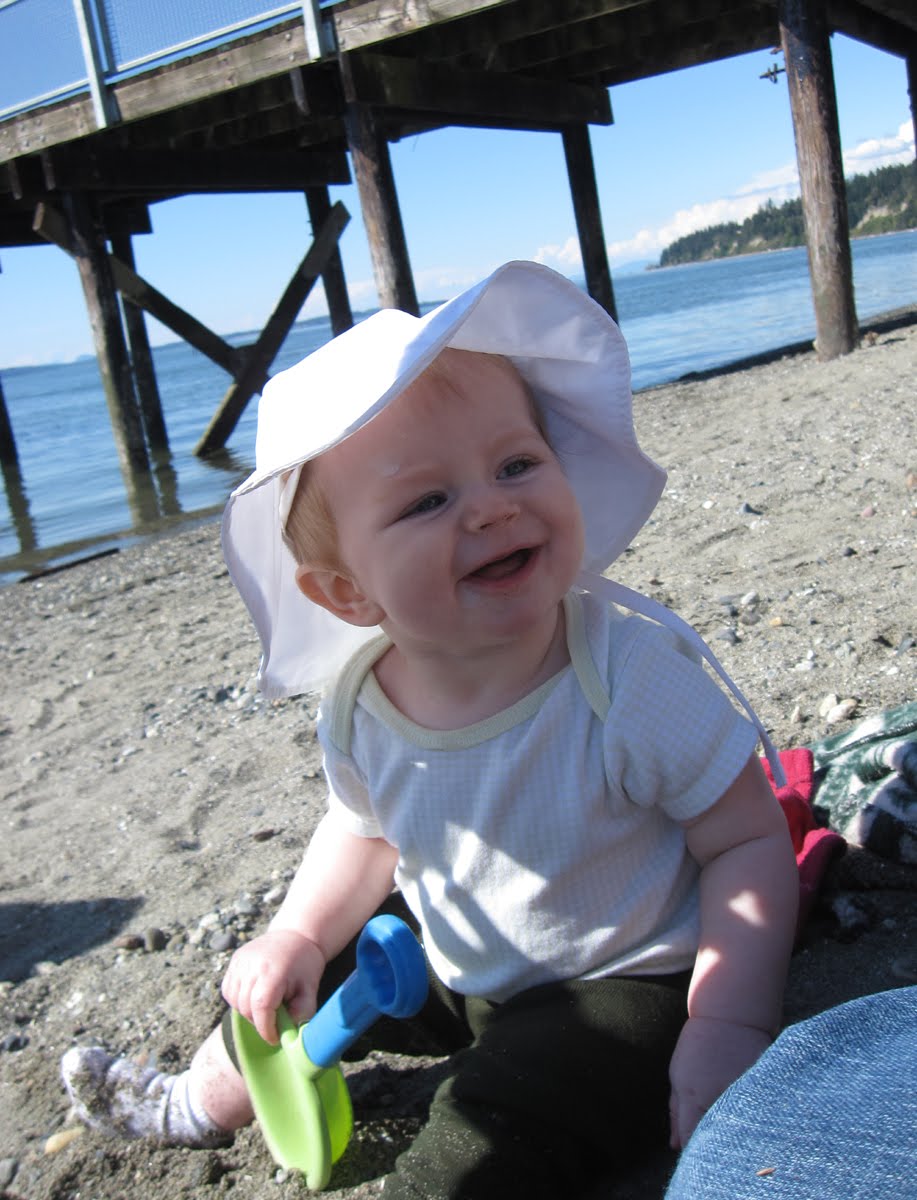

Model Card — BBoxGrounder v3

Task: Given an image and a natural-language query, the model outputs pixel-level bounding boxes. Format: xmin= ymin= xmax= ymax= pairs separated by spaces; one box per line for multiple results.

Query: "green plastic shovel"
xmin=232 ymin=915 xmax=428 ymax=1189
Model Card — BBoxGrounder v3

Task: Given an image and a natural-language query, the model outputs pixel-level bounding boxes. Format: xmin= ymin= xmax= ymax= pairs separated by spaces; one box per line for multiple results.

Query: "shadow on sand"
xmin=0 ymin=896 xmax=144 ymax=982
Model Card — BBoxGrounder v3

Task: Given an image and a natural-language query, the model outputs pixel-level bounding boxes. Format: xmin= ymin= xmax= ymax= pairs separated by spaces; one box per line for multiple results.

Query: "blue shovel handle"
xmin=303 ymin=915 xmax=428 ymax=1069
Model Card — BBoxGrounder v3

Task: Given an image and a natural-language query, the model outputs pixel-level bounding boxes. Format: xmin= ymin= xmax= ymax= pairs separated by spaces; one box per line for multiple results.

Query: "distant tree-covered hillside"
xmin=658 ymin=162 xmax=916 ymax=267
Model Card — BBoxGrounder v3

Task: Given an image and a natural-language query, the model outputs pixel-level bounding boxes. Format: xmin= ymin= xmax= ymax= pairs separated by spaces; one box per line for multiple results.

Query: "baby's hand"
xmin=221 ymin=929 xmax=326 ymax=1045
xmin=668 ymin=1015 xmax=772 ymax=1149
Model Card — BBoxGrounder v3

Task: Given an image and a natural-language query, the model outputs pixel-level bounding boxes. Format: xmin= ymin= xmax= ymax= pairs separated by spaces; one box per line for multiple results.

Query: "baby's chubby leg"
xmin=188 ymin=1025 xmax=255 ymax=1130
xmin=61 ymin=1025 xmax=250 ymax=1146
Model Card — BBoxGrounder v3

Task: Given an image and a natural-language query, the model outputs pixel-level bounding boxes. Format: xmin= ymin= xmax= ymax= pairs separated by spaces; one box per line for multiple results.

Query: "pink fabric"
xmin=761 ymin=748 xmax=846 ymax=937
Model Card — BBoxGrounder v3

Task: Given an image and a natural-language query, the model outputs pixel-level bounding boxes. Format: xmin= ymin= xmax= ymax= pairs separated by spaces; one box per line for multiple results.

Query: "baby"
xmin=63 ymin=262 xmax=798 ymax=1197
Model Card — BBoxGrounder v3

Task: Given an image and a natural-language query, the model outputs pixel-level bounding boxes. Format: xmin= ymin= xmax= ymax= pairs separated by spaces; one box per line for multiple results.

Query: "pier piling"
xmin=65 ymin=192 xmax=154 ymax=487
xmin=0 ymin=373 xmax=19 ymax=470
xmin=562 ymin=123 xmax=617 ymax=322
xmin=306 ymin=187 xmax=354 ymax=336
xmin=110 ymin=228 xmax=170 ymax=456
xmin=779 ymin=0 xmax=858 ymax=359
xmin=341 ymin=54 xmax=419 ymax=316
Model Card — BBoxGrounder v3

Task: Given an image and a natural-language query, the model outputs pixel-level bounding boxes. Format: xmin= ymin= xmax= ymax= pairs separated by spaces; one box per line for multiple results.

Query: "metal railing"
xmin=0 ymin=0 xmax=338 ymax=125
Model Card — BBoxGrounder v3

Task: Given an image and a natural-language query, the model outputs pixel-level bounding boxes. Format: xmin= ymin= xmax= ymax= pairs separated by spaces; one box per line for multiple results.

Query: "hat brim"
xmin=222 ymin=261 xmax=665 ymax=697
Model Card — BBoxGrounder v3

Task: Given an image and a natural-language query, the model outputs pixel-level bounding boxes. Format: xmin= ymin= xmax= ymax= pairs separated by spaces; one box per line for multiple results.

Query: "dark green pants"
xmin=225 ymin=895 xmax=690 ymax=1198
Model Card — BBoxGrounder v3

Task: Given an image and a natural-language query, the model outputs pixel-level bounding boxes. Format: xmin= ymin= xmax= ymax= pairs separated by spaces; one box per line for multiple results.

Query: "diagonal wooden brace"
xmin=194 ymin=200 xmax=350 ymax=456
xmin=34 ymin=201 xmax=243 ymax=376
xmin=34 ymin=199 xmax=351 ymax=456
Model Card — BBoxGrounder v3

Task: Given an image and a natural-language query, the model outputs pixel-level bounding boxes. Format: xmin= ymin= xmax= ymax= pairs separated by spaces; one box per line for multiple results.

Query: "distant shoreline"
xmin=648 ymin=223 xmax=917 ymax=271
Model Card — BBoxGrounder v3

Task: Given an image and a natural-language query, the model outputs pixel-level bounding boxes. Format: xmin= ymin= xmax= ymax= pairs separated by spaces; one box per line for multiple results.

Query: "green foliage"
xmin=658 ymin=162 xmax=916 ymax=267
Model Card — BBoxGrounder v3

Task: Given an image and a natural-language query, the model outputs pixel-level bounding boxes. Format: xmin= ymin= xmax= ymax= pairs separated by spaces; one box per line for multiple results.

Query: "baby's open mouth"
xmin=468 ymin=548 xmax=534 ymax=581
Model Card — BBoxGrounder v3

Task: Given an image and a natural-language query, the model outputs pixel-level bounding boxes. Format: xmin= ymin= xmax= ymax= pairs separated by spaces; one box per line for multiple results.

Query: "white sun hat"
xmin=221 ymin=260 xmax=664 ymax=699
xmin=221 ymin=260 xmax=785 ymax=782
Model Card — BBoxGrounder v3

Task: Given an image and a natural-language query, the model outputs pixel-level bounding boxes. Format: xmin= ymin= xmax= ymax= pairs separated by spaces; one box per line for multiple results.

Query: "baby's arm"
xmin=668 ymin=753 xmax=798 ymax=1149
xmin=221 ymin=812 xmax=398 ymax=1043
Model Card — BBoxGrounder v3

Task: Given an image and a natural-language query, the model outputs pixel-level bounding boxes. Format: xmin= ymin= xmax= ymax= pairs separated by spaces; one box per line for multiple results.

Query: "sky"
xmin=0 ymin=33 xmax=913 ymax=369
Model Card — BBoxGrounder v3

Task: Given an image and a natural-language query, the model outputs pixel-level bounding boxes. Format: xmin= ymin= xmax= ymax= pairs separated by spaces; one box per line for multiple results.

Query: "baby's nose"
xmin=464 ymin=485 xmax=520 ymax=530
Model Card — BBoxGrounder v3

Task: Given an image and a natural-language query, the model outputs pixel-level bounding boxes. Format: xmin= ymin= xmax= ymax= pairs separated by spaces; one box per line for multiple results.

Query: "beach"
xmin=1 ymin=317 xmax=915 ymax=1199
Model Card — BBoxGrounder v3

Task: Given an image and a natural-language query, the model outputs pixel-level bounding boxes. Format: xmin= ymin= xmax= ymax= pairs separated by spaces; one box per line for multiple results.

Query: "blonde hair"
xmin=282 ymin=349 xmax=544 ymax=568
xmin=282 ymin=459 xmax=339 ymax=568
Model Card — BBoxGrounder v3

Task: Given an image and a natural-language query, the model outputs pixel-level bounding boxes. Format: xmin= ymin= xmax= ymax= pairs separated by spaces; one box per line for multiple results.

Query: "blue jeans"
xmin=665 ymin=985 xmax=917 ymax=1199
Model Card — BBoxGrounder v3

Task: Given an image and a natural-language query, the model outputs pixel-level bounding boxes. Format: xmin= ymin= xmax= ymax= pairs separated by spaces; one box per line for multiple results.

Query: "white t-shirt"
xmin=318 ymin=589 xmax=758 ymax=1002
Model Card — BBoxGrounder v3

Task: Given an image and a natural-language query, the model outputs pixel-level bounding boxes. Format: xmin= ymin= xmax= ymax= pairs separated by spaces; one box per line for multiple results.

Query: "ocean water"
xmin=1 ymin=229 xmax=914 ymax=583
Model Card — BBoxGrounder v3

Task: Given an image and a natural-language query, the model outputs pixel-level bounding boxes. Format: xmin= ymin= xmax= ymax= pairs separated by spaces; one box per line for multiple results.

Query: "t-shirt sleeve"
xmin=316 ymin=711 xmax=384 ymax=839
xmin=604 ymin=619 xmax=760 ymax=822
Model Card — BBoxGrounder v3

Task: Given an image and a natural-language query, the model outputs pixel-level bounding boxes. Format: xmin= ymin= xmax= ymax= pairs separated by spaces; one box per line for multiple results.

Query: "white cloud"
xmin=574 ymin=117 xmax=913 ymax=268
xmin=411 ymin=264 xmax=497 ymax=303
xmin=735 ymin=161 xmax=800 ymax=203
xmin=532 ymin=236 xmax=583 ymax=272
xmin=843 ymin=119 xmax=914 ymax=173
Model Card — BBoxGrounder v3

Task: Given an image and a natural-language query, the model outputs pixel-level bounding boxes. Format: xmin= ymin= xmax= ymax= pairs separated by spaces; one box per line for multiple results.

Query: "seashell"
xmin=45 ymin=1126 xmax=83 ymax=1154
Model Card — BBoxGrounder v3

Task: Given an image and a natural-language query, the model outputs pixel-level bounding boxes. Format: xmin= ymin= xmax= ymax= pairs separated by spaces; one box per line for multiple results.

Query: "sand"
xmin=1 ymin=314 xmax=915 ymax=1200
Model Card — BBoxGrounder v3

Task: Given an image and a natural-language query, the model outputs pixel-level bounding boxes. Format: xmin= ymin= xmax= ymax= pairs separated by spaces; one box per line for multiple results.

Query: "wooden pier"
xmin=1 ymin=1 xmax=915 ymax=506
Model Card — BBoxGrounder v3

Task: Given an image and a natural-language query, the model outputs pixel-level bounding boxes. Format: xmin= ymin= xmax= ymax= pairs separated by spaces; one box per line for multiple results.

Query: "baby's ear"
xmin=294 ymin=565 xmax=384 ymax=628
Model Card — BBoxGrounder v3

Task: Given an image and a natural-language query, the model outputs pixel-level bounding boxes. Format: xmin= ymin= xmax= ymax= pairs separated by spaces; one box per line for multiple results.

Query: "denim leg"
xmin=665 ymin=985 xmax=917 ymax=1200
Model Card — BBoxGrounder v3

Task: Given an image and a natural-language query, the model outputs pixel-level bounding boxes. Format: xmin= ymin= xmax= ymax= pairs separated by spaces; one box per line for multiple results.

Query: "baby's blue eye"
xmin=404 ymin=492 xmax=446 ymax=517
xmin=501 ymin=457 xmax=535 ymax=479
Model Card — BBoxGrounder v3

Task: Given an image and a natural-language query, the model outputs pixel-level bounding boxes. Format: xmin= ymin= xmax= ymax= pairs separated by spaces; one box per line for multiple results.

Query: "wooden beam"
xmin=63 ymin=192 xmax=155 ymax=498
xmin=40 ymin=146 xmax=351 ymax=194
xmin=562 ymin=125 xmax=617 ymax=322
xmin=856 ymin=0 xmax=917 ymax=32
xmin=344 ymin=50 xmax=612 ymax=125
xmin=331 ymin=0 xmax=511 ymax=52
xmin=3 ymin=160 xmax=153 ymax=237
xmin=34 ymin=201 xmax=242 ymax=376
xmin=0 ymin=215 xmax=50 ymax=246
xmin=779 ymin=0 xmax=858 ymax=359
xmin=4 ymin=158 xmax=44 ymax=201
xmin=305 ymin=187 xmax=354 ymax=335
xmin=464 ymin=0 xmax=756 ymax=74
xmin=827 ymin=1 xmax=915 ymax=55
xmin=553 ymin=11 xmax=780 ymax=86
xmin=462 ymin=4 xmax=646 ymax=72
xmin=0 ymin=20 xmax=317 ymax=162
xmin=425 ymin=0 xmax=652 ymax=66
xmin=0 ymin=373 xmax=20 ymax=469
xmin=341 ymin=54 xmax=418 ymax=314
xmin=103 ymin=203 xmax=154 ymax=236
xmin=94 ymin=66 xmax=344 ymax=157
xmin=195 ymin=200 xmax=351 ymax=455
xmin=110 ymin=266 xmax=241 ymax=377
xmin=0 ymin=330 xmax=37 ymax=554
xmin=331 ymin=0 xmax=653 ymax=55
xmin=87 ymin=74 xmax=319 ymax=155
xmin=110 ymin=229 xmax=170 ymax=456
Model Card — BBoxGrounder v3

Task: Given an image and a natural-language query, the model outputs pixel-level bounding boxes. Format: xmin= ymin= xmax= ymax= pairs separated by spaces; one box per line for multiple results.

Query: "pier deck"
xmin=2 ymin=3 xmax=913 ymax=250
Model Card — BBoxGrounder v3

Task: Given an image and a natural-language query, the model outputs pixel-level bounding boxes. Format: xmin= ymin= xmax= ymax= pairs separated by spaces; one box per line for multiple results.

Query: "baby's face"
xmin=312 ymin=352 xmax=585 ymax=657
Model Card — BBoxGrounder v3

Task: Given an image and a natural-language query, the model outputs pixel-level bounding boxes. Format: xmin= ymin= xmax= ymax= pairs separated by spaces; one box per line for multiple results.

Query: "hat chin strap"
xmin=575 ymin=571 xmax=786 ymax=789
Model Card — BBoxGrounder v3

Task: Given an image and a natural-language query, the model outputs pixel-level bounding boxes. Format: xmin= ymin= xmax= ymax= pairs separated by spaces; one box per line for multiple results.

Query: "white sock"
xmin=61 ymin=1046 xmax=229 ymax=1147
